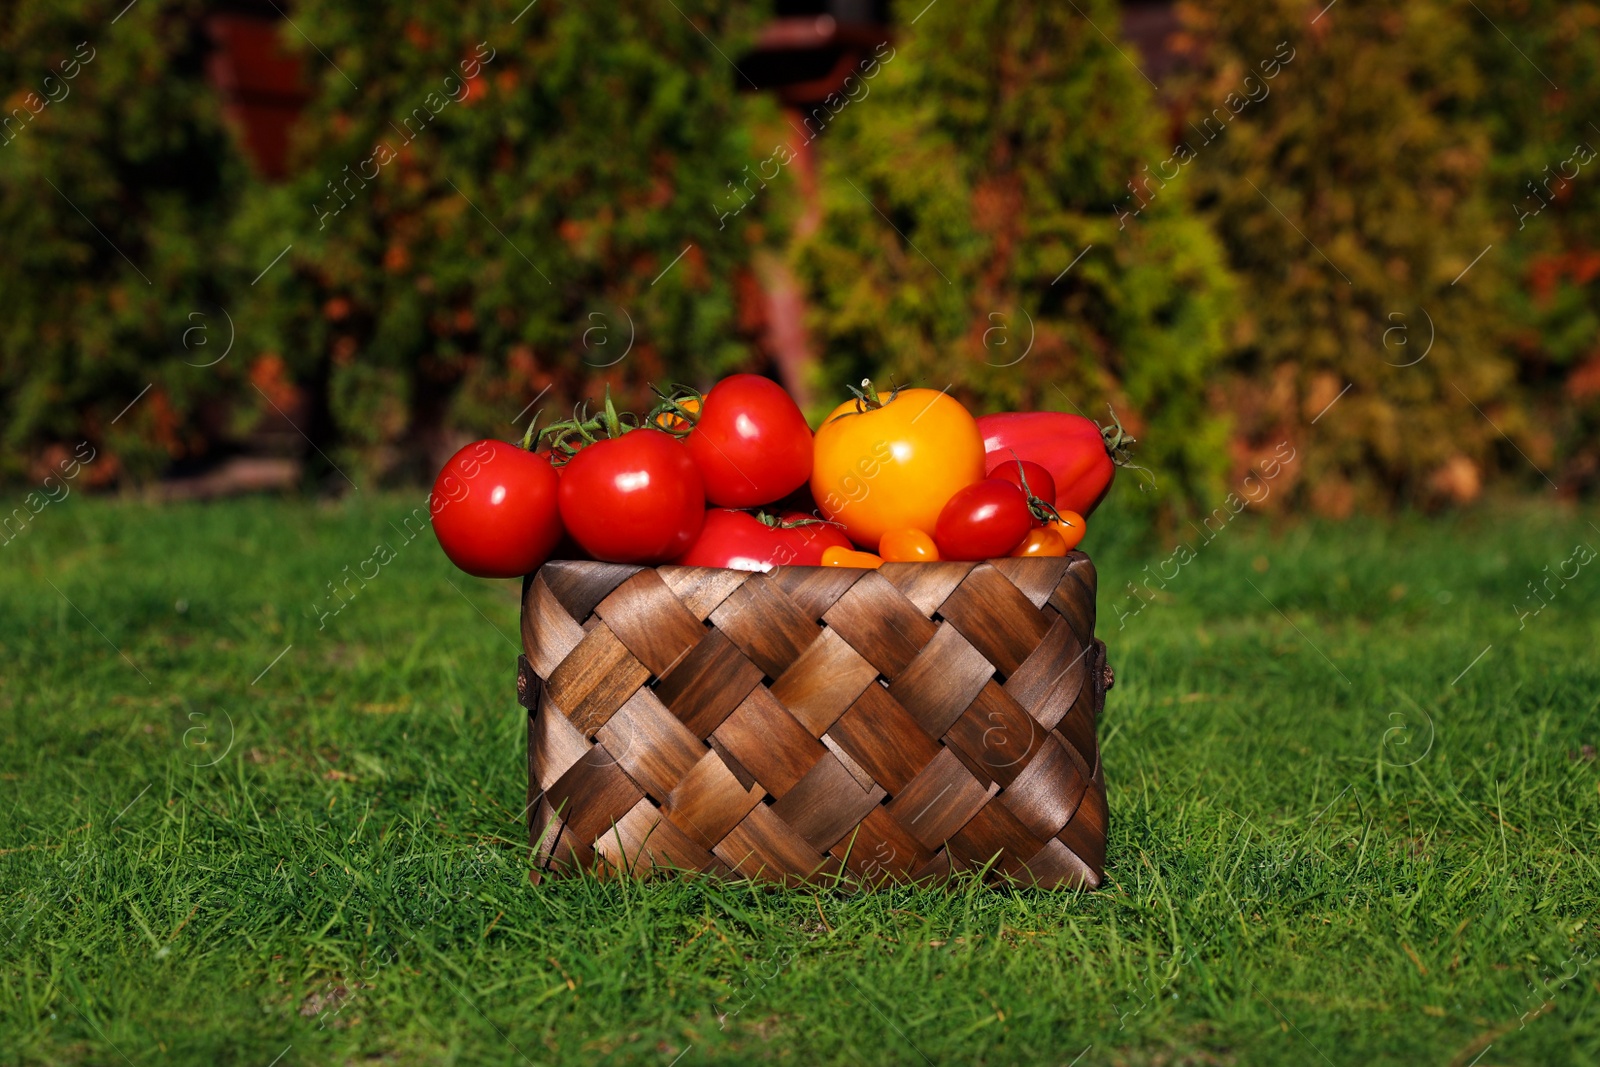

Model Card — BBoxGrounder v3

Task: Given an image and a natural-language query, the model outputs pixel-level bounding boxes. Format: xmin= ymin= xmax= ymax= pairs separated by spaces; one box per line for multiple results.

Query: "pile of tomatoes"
xmin=430 ymin=376 xmax=1136 ymax=579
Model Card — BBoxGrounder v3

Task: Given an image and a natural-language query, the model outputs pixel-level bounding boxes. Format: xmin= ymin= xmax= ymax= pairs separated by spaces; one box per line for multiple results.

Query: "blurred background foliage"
xmin=1173 ymin=0 xmax=1514 ymax=514
xmin=792 ymin=0 xmax=1236 ymax=510
xmin=1 ymin=0 xmax=1597 ymax=514
xmin=0 ymin=0 xmax=245 ymax=484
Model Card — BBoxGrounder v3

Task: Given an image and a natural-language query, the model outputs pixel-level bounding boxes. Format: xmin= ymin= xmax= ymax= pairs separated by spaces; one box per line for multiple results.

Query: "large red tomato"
xmin=933 ymin=479 xmax=1033 ymax=561
xmin=977 ymin=410 xmax=1137 ymax=517
xmin=671 ymin=510 xmax=850 ymax=572
xmin=557 ymin=429 xmax=705 ymax=564
xmin=675 ymin=375 xmax=813 ymax=508
xmin=430 ymin=440 xmax=563 ymax=578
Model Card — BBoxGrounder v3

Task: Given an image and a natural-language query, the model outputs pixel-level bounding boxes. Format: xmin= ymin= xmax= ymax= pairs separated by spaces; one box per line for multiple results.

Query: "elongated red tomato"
xmin=671 ymin=510 xmax=850 ymax=571
xmin=431 ymin=440 xmax=563 ymax=578
xmin=977 ymin=411 xmax=1135 ymax=517
xmin=682 ymin=375 xmax=813 ymax=508
xmin=933 ymin=480 xmax=1033 ymax=561
xmin=557 ymin=429 xmax=705 ymax=564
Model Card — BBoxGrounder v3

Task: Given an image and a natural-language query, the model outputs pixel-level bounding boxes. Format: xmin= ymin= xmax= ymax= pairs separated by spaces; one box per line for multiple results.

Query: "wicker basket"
xmin=519 ymin=554 xmax=1111 ymax=888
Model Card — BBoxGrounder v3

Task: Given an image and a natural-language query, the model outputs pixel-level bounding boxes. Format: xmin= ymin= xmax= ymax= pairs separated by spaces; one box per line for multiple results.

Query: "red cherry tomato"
xmin=986 ymin=457 xmax=1056 ymax=507
xmin=671 ymin=510 xmax=851 ymax=571
xmin=430 ymin=440 xmax=563 ymax=579
xmin=557 ymin=429 xmax=705 ymax=564
xmin=933 ymin=479 xmax=1033 ymax=561
xmin=683 ymin=375 xmax=813 ymax=508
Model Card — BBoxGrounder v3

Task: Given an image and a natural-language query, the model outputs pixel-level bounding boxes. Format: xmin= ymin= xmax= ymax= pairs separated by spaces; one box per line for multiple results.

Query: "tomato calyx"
xmin=839 ymin=377 xmax=903 ymax=417
xmin=647 ymin=383 xmax=709 ymax=439
xmin=538 ymin=389 xmax=642 ymax=464
xmin=1097 ymin=405 xmax=1137 ymax=461
xmin=518 ymin=408 xmax=547 ymax=452
xmin=1097 ymin=404 xmax=1158 ymax=493
xmin=999 ymin=452 xmax=1065 ymax=527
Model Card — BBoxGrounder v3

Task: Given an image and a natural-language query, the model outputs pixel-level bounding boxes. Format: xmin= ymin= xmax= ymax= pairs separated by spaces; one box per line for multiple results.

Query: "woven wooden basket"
xmin=519 ymin=553 xmax=1111 ymax=888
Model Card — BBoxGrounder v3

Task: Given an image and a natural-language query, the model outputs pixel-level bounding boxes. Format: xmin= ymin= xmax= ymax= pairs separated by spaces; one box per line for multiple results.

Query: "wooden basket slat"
xmin=522 ymin=553 xmax=1112 ymax=888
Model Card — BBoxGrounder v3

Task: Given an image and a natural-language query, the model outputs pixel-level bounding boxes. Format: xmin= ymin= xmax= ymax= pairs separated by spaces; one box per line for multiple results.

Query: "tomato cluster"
xmin=430 ymin=376 xmax=1134 ymax=577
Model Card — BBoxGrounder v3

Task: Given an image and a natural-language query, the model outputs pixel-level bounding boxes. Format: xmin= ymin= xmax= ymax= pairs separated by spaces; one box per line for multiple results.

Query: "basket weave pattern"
xmin=520 ymin=554 xmax=1110 ymax=887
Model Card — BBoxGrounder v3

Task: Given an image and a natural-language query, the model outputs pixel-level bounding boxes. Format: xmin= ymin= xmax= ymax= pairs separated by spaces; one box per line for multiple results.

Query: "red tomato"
xmin=933 ymin=480 xmax=1034 ymax=561
xmin=682 ymin=375 xmax=812 ymax=508
xmin=775 ymin=510 xmax=855 ymax=565
xmin=557 ymin=429 xmax=705 ymax=564
xmin=985 ymin=457 xmax=1056 ymax=506
xmin=977 ymin=410 xmax=1136 ymax=517
xmin=671 ymin=510 xmax=850 ymax=571
xmin=430 ymin=440 xmax=563 ymax=578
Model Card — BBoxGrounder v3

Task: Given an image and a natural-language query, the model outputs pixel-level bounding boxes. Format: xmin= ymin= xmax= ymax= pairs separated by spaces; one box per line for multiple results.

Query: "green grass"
xmin=2 ymin=492 xmax=1598 ymax=1066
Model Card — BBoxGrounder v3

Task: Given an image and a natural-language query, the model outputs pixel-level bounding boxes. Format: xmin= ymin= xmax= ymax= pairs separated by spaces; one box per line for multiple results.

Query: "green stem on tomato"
xmin=754 ymin=511 xmax=845 ymax=531
xmin=843 ymin=377 xmax=902 ymax=415
xmin=538 ymin=387 xmax=642 ymax=462
xmin=1098 ymin=404 xmax=1156 ymax=494
xmin=1005 ymin=450 xmax=1062 ymax=526
xmin=646 ymin=383 xmax=704 ymax=438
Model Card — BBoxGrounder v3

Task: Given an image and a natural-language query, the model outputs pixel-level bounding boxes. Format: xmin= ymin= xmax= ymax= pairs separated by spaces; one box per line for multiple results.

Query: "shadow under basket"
xmin=519 ymin=554 xmax=1112 ymax=888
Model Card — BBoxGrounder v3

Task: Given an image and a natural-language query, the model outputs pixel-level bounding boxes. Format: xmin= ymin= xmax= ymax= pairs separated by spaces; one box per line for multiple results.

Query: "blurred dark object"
xmin=204 ymin=7 xmax=309 ymax=179
xmin=738 ymin=1 xmax=891 ymax=106
xmin=1120 ymin=1 xmax=1187 ymax=83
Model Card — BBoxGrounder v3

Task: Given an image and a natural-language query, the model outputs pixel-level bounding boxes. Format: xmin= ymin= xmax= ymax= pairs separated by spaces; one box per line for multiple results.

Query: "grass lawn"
xmin=2 ymin=493 xmax=1598 ymax=1066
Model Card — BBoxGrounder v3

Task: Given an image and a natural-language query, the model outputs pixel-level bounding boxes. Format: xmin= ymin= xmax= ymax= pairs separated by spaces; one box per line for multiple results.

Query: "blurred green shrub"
xmin=1467 ymin=0 xmax=1600 ymax=494
xmin=793 ymin=0 xmax=1237 ymax=513
xmin=230 ymin=0 xmax=775 ymax=484
xmin=1174 ymin=1 xmax=1522 ymax=512
xmin=2 ymin=0 xmax=1596 ymax=512
xmin=0 ymin=0 xmax=243 ymax=482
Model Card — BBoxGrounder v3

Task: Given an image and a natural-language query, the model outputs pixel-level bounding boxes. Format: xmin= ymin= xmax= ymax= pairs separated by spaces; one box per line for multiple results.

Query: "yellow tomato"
xmin=1009 ymin=527 xmax=1067 ymax=557
xmin=810 ymin=386 xmax=986 ymax=549
xmin=1048 ymin=510 xmax=1086 ymax=551
xmin=879 ymin=529 xmax=940 ymax=562
xmin=821 ymin=545 xmax=883 ymax=569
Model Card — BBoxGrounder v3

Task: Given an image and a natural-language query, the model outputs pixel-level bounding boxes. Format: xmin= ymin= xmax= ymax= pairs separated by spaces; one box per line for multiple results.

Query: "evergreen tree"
xmin=793 ymin=0 xmax=1237 ymax=512
xmin=1467 ymin=0 xmax=1600 ymax=493
xmin=231 ymin=0 xmax=774 ymax=482
xmin=0 ymin=0 xmax=242 ymax=481
xmin=1176 ymin=0 xmax=1515 ymax=511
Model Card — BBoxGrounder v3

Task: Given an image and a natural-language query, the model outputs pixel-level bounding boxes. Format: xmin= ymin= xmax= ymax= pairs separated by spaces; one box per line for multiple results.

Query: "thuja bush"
xmin=0 ymin=0 xmax=243 ymax=482
xmin=791 ymin=0 xmax=1237 ymax=512
xmin=230 ymin=0 xmax=777 ymax=483
xmin=1467 ymin=0 xmax=1600 ymax=494
xmin=1174 ymin=0 xmax=1519 ymax=512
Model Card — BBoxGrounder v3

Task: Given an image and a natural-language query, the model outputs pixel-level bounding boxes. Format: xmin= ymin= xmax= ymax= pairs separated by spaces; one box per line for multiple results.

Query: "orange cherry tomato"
xmin=821 ymin=545 xmax=884 ymax=569
xmin=1010 ymin=527 xmax=1066 ymax=557
xmin=810 ymin=384 xmax=986 ymax=549
xmin=879 ymin=529 xmax=940 ymax=562
xmin=1047 ymin=510 xmax=1087 ymax=551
